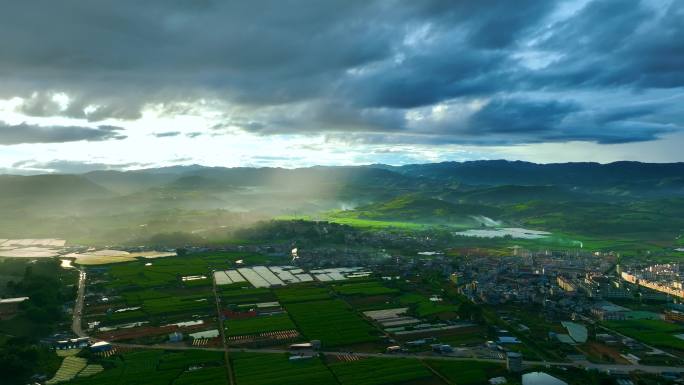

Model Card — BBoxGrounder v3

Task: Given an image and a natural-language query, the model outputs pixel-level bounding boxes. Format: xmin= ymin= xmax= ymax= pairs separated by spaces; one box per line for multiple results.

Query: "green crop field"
xmin=105 ymin=252 xmax=270 ymax=290
xmin=426 ymin=360 xmax=506 ymax=385
xmin=226 ymin=313 xmax=297 ymax=336
xmin=220 ymin=287 xmax=276 ymax=304
xmin=399 ymin=293 xmax=457 ymax=317
xmin=333 ymin=281 xmax=398 ymax=296
xmin=274 ymin=286 xmax=332 ymax=303
xmin=63 ymin=350 xmax=227 ymax=385
xmin=604 ymin=320 xmax=684 ymax=350
xmin=329 ymin=357 xmax=435 ymax=385
xmin=172 ymin=367 xmax=227 ymax=385
xmin=285 ymin=299 xmax=379 ymax=347
xmin=232 ymin=352 xmax=337 ymax=385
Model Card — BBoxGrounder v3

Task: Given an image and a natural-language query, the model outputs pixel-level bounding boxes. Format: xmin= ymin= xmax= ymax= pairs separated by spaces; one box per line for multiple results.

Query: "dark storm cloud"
xmin=0 ymin=122 xmax=126 ymax=145
xmin=469 ymin=98 xmax=581 ymax=135
xmin=531 ymin=0 xmax=684 ymax=89
xmin=0 ymin=0 xmax=682 ymax=145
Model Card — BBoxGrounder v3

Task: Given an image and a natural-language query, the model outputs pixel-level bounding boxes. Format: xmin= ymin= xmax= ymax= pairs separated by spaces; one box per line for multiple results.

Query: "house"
xmin=90 ymin=341 xmax=113 ymax=353
xmin=591 ymin=302 xmax=629 ymax=321
xmin=169 ymin=332 xmax=183 ymax=343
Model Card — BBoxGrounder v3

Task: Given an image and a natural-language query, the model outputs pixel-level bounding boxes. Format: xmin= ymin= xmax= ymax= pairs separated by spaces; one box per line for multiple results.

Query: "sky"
xmin=0 ymin=0 xmax=683 ymax=174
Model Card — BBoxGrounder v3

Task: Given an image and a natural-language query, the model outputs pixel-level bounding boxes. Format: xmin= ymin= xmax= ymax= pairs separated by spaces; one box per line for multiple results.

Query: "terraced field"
xmin=47 ymin=356 xmax=88 ymax=384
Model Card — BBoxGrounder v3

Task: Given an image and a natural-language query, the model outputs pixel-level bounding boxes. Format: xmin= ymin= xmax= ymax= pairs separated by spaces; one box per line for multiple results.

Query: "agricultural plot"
xmin=112 ymin=289 xmax=213 ymax=319
xmin=66 ymin=250 xmax=176 ymax=265
xmin=232 ymin=352 xmax=337 ymax=385
xmin=605 ymin=320 xmax=684 ymax=350
xmin=228 ymin=265 xmax=318 ymax=288
xmin=77 ymin=365 xmax=104 ymax=377
xmin=399 ymin=293 xmax=458 ymax=317
xmin=425 ymin=360 xmax=506 ymax=385
xmin=141 ymin=294 xmax=213 ymax=316
xmin=226 ymin=313 xmax=297 ymax=336
xmin=105 ymin=253 xmax=265 ymax=289
xmin=309 ymin=267 xmax=371 ymax=282
xmin=47 ymin=356 xmax=88 ymax=384
xmin=333 ymin=281 xmax=399 ymax=296
xmin=63 ymin=350 xmax=226 ymax=385
xmin=285 ymin=299 xmax=379 ymax=347
xmin=220 ymin=286 xmax=276 ymax=305
xmin=172 ymin=367 xmax=227 ymax=385
xmin=274 ymin=286 xmax=332 ymax=303
xmin=329 ymin=357 xmax=436 ymax=385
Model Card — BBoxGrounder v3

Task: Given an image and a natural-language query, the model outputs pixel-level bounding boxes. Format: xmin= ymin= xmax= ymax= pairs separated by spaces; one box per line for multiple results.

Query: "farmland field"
xmin=232 ymin=352 xmax=337 ymax=385
xmin=329 ymin=357 xmax=436 ymax=385
xmin=47 ymin=356 xmax=88 ymax=384
xmin=333 ymin=281 xmax=399 ymax=296
xmin=220 ymin=287 xmax=275 ymax=304
xmin=63 ymin=350 xmax=226 ymax=385
xmin=226 ymin=313 xmax=297 ymax=336
xmin=399 ymin=294 xmax=458 ymax=317
xmin=604 ymin=320 xmax=684 ymax=350
xmin=274 ymin=285 xmax=332 ymax=303
xmin=285 ymin=299 xmax=379 ymax=347
xmin=425 ymin=360 xmax=506 ymax=385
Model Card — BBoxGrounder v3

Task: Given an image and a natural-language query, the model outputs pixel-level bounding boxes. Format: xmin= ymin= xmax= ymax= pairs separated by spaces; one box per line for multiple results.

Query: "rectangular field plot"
xmin=284 ymin=299 xmax=379 ymax=347
xmin=329 ymin=358 xmax=436 ymax=385
xmin=274 ymin=286 xmax=332 ymax=303
xmin=104 ymin=252 xmax=267 ymax=289
xmin=172 ymin=367 xmax=227 ymax=385
xmin=226 ymin=313 xmax=297 ymax=336
xmin=232 ymin=352 xmax=337 ymax=385
xmin=333 ymin=281 xmax=399 ymax=296
xmin=238 ymin=268 xmax=272 ymax=288
xmin=425 ymin=360 xmax=506 ymax=385
xmin=220 ymin=287 xmax=275 ymax=304
xmin=214 ymin=270 xmax=249 ymax=286
xmin=214 ymin=271 xmax=233 ymax=285
xmin=399 ymin=294 xmax=458 ymax=317
xmin=62 ymin=350 xmax=226 ymax=385
xmin=604 ymin=320 xmax=684 ymax=350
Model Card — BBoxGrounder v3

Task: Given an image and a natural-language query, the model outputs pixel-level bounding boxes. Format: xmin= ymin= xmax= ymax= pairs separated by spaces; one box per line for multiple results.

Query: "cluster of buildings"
xmin=452 ymin=251 xmax=613 ymax=307
xmin=620 ymin=263 xmax=684 ymax=299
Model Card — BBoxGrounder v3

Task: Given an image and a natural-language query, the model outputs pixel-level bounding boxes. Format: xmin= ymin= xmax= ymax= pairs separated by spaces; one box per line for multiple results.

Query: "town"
xmin=2 ymin=230 xmax=684 ymax=385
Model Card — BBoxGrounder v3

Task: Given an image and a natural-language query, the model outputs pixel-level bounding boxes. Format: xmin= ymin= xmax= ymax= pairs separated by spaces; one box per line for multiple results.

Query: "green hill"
xmin=350 ymin=195 xmax=502 ymax=223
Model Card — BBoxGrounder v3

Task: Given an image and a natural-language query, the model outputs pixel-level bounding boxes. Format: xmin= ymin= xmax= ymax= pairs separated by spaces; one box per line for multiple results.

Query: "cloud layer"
xmin=0 ymin=0 xmax=682 ymax=149
xmin=0 ymin=122 xmax=125 ymax=145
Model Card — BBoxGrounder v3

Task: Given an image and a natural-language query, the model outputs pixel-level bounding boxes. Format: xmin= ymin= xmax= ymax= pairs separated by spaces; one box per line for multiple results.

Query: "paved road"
xmin=71 ymin=269 xmax=87 ymax=337
xmin=212 ymin=271 xmax=236 ymax=385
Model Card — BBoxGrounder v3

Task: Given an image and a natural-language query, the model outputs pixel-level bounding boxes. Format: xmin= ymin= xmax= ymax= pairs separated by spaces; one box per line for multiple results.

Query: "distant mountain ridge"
xmin=3 ymin=160 xmax=684 ymax=201
xmin=1 ymin=160 xmax=684 ymax=244
xmin=375 ymin=160 xmax=684 ymax=188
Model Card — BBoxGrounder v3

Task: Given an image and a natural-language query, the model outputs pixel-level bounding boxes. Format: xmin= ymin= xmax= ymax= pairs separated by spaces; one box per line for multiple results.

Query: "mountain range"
xmin=1 ymin=160 xmax=683 ymax=245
